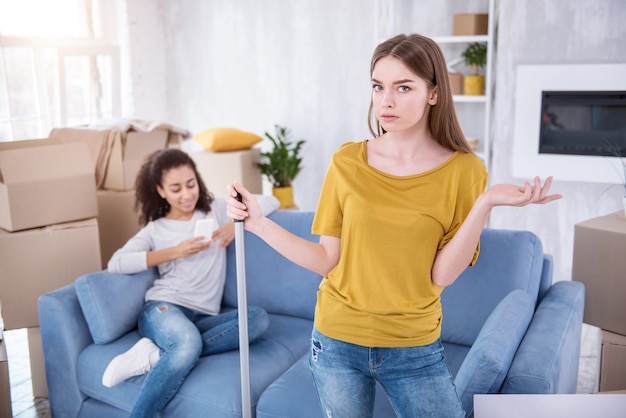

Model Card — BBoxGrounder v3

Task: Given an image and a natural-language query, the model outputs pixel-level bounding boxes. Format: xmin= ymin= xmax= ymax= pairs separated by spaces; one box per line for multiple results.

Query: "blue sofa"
xmin=38 ymin=210 xmax=585 ymax=417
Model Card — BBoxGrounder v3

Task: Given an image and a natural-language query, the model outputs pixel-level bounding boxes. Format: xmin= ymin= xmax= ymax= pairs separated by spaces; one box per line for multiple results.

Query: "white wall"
xmin=123 ymin=0 xmax=380 ymax=202
xmin=121 ymin=0 xmax=168 ymax=119
xmin=121 ymin=0 xmax=626 ymax=282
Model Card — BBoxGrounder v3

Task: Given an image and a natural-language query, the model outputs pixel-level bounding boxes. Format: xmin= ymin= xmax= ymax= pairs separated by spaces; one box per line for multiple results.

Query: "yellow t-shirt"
xmin=312 ymin=140 xmax=488 ymax=348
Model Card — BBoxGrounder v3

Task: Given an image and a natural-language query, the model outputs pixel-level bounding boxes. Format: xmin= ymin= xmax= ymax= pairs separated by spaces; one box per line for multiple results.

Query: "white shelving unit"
xmin=431 ymin=0 xmax=496 ymax=172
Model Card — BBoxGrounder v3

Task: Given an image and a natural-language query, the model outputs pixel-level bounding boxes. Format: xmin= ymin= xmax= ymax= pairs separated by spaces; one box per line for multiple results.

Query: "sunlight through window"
xmin=0 ymin=0 xmax=117 ymax=142
xmin=0 ymin=0 xmax=100 ymax=38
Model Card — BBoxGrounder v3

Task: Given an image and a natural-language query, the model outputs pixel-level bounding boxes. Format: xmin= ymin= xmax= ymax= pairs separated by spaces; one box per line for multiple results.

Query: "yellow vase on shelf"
xmin=464 ymin=75 xmax=485 ymax=96
xmin=272 ymin=186 xmax=296 ymax=209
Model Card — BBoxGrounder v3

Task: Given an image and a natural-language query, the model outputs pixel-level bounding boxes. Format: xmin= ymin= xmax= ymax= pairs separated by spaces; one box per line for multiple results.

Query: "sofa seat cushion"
xmin=441 ymin=341 xmax=471 ymax=377
xmin=77 ymin=313 xmax=313 ymax=418
xmin=256 ymin=354 xmax=397 ymax=418
xmin=257 ymin=343 xmax=474 ymax=418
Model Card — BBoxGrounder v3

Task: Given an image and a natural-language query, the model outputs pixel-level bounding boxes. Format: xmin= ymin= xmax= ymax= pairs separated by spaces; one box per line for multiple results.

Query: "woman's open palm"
xmin=485 ymin=176 xmax=562 ymax=208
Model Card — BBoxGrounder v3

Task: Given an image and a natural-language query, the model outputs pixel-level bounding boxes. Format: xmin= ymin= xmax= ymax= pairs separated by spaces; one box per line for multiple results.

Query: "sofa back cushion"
xmin=441 ymin=228 xmax=544 ymax=347
xmin=75 ymin=268 xmax=157 ymax=344
xmin=222 ymin=211 xmax=322 ymax=320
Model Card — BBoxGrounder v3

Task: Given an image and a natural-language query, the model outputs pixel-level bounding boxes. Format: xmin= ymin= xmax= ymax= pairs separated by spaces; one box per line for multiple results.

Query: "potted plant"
xmin=461 ymin=42 xmax=487 ymax=95
xmin=257 ymin=124 xmax=306 ymax=208
xmin=612 ymin=151 xmax=626 ymax=219
xmin=602 ymin=137 xmax=626 ymax=218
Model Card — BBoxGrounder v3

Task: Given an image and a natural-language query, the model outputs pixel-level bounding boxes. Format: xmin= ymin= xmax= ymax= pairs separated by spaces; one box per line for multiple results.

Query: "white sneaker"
xmin=102 ymin=337 xmax=160 ymax=387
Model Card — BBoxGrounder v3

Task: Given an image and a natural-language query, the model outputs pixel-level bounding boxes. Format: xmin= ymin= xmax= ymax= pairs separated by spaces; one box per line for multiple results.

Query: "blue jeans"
xmin=309 ymin=327 xmax=465 ymax=418
xmin=129 ymin=300 xmax=269 ymax=418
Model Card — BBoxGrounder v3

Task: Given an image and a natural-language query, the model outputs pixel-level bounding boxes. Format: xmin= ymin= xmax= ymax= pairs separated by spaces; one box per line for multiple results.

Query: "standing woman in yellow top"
xmin=226 ymin=33 xmax=562 ymax=417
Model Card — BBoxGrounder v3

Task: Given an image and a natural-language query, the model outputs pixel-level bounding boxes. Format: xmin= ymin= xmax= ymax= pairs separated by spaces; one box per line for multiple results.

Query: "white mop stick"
xmin=234 ymin=193 xmax=252 ymax=418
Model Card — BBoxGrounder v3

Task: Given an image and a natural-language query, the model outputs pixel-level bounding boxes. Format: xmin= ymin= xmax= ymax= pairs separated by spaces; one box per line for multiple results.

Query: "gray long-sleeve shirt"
xmin=107 ymin=196 xmax=279 ymax=315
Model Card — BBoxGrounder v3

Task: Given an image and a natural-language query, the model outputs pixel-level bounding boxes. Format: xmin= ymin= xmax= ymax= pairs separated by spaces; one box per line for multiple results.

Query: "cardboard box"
xmin=448 ymin=72 xmax=464 ymax=95
xmin=49 ymin=127 xmax=118 ymax=189
xmin=0 ymin=218 xmax=102 ymax=330
xmin=49 ymin=127 xmax=182 ymax=190
xmin=600 ymin=330 xmax=626 ymax=392
xmin=104 ymin=130 xmax=170 ymax=191
xmin=0 ymin=139 xmax=98 ymax=232
xmin=0 ymin=339 xmax=11 ymax=418
xmin=190 ymin=148 xmax=262 ymax=195
xmin=97 ymin=190 xmax=141 ymax=268
xmin=453 ymin=13 xmax=489 ymax=36
xmin=572 ymin=211 xmax=626 ymax=335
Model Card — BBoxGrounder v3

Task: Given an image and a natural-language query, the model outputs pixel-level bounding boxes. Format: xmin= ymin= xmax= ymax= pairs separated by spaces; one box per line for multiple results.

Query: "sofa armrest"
xmin=501 ymin=280 xmax=585 ymax=394
xmin=38 ymin=283 xmax=93 ymax=417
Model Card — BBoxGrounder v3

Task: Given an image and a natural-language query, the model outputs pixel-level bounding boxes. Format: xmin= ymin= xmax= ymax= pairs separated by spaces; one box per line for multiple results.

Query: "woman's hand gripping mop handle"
xmin=234 ymin=193 xmax=251 ymax=418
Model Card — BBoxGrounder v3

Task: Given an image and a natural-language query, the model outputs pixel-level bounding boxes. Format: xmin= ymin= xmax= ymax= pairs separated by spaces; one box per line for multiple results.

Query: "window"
xmin=0 ymin=0 xmax=120 ymax=141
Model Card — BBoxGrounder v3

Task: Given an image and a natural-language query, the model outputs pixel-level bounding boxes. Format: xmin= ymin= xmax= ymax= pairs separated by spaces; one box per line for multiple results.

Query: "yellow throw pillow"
xmin=193 ymin=127 xmax=262 ymax=152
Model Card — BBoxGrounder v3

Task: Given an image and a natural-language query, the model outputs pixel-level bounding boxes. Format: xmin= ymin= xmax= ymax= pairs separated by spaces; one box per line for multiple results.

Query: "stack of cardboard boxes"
xmin=0 ymin=127 xmax=178 ymax=407
xmin=0 ymin=138 xmax=103 ymax=403
xmin=573 ymin=211 xmax=626 ymax=392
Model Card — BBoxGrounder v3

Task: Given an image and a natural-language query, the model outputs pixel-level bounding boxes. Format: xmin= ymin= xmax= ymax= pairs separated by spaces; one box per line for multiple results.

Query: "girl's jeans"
xmin=309 ymin=327 xmax=465 ymax=418
xmin=129 ymin=300 xmax=269 ymax=418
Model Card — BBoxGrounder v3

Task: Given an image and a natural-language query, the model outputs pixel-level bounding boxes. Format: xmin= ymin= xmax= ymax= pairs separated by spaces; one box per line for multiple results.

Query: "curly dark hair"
xmin=134 ymin=148 xmax=213 ymax=226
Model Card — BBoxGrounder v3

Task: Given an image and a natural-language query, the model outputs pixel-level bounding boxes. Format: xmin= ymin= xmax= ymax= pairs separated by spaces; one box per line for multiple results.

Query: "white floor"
xmin=577 ymin=323 xmax=603 ymax=394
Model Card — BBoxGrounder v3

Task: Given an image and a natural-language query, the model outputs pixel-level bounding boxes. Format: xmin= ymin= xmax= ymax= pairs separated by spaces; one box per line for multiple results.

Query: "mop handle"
xmin=234 ymin=193 xmax=252 ymax=418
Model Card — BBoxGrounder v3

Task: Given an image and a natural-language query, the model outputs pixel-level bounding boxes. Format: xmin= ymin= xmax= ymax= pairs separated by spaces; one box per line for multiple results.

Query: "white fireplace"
xmin=513 ymin=64 xmax=626 ymax=184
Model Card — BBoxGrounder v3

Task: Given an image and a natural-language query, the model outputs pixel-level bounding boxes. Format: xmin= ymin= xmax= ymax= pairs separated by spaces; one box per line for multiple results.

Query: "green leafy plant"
xmin=462 ymin=42 xmax=487 ymax=75
xmin=257 ymin=125 xmax=306 ymax=188
xmin=602 ymin=137 xmax=626 ymax=197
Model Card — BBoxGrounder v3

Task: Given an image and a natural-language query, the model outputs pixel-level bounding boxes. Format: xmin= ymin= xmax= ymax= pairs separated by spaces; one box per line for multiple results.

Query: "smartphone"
xmin=194 ymin=219 xmax=216 ymax=242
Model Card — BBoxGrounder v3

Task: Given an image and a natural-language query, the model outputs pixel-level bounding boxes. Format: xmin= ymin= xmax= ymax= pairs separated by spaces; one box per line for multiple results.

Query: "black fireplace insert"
xmin=539 ymin=91 xmax=626 ymax=157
